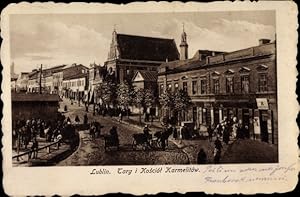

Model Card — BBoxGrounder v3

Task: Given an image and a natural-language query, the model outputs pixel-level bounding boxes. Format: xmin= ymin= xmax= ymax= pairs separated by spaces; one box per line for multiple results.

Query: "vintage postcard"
xmin=1 ymin=1 xmax=298 ymax=195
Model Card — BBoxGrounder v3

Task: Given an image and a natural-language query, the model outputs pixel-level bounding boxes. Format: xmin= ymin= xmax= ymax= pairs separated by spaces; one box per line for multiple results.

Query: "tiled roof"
xmin=133 ymin=70 xmax=158 ymax=82
xmin=117 ymin=34 xmax=179 ymax=62
xmin=12 ymin=93 xmax=60 ymax=102
xmin=63 ymin=72 xmax=87 ymax=80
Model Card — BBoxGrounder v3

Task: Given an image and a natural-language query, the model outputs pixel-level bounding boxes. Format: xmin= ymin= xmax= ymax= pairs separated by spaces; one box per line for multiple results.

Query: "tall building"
xmin=104 ymin=29 xmax=180 ymax=83
xmin=179 ymin=25 xmax=188 ymax=60
xmin=158 ymin=36 xmax=277 ymax=144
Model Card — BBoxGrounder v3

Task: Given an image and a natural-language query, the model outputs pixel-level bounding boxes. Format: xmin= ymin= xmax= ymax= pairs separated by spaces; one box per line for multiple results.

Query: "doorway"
xmin=260 ymin=111 xmax=269 ymax=143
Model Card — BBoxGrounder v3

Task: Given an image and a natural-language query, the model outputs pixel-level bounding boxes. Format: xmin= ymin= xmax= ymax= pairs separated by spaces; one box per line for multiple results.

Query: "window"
xmin=226 ymin=77 xmax=234 ymax=93
xmin=167 ymin=83 xmax=172 ymax=92
xmin=183 ymin=81 xmax=188 ymax=93
xmin=258 ymin=73 xmax=268 ymax=92
xmin=174 ymin=83 xmax=179 ymax=92
xmin=192 ymin=81 xmax=197 ymax=95
xmin=213 ymin=79 xmax=220 ymax=94
xmin=241 ymin=75 xmax=250 ymax=93
xmin=159 ymin=84 xmax=164 ymax=95
xmin=200 ymin=79 xmax=207 ymax=94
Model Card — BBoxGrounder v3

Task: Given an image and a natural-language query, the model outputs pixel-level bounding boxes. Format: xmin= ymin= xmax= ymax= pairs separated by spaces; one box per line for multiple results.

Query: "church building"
xmin=104 ymin=29 xmax=180 ymax=83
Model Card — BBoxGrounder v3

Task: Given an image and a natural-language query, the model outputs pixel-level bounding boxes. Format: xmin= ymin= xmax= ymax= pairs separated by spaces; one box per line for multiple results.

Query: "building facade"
xmin=158 ymin=39 xmax=277 ymax=144
xmin=62 ymin=64 xmax=89 ymax=101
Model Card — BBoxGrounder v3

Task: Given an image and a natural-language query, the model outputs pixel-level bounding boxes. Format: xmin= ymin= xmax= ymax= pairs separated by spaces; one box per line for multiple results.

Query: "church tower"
xmin=179 ymin=23 xmax=188 ymax=60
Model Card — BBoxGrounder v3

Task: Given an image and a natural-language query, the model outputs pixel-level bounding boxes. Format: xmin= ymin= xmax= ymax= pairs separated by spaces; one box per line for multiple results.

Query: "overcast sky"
xmin=10 ymin=11 xmax=275 ymax=74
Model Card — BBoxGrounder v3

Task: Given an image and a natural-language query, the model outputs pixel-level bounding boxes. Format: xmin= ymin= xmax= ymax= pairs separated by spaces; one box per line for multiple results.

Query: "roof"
xmin=12 ymin=93 xmax=60 ymax=102
xmin=116 ymin=34 xmax=179 ymax=62
xmin=63 ymin=72 xmax=88 ymax=80
xmin=132 ymin=70 xmax=158 ymax=82
xmin=63 ymin=64 xmax=89 ymax=80
xmin=159 ymin=41 xmax=275 ymax=75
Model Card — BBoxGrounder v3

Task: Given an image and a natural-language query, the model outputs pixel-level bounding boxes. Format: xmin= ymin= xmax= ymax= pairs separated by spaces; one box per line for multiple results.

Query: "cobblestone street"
xmin=58 ymin=99 xmax=189 ymax=165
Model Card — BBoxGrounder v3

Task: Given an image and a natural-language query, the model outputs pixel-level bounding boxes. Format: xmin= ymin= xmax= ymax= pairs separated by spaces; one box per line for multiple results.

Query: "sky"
xmin=10 ymin=11 xmax=276 ymax=74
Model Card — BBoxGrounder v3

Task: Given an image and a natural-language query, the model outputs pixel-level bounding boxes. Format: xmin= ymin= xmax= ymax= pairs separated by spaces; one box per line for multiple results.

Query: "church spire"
xmin=180 ymin=22 xmax=188 ymax=60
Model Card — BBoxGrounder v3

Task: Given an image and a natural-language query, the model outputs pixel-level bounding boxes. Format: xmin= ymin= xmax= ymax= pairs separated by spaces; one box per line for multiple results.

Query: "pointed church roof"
xmin=132 ymin=70 xmax=157 ymax=82
xmin=116 ymin=34 xmax=179 ymax=62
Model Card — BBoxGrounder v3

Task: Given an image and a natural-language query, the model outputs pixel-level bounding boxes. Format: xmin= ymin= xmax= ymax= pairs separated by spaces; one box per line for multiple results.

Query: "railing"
xmin=12 ymin=140 xmax=62 ymax=162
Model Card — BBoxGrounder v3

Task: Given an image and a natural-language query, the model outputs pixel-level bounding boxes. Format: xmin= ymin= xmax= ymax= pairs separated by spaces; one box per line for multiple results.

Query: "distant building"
xmin=15 ymin=72 xmax=29 ymax=92
xmin=87 ymin=63 xmax=107 ymax=104
xmin=62 ymin=64 xmax=89 ymax=101
xmin=11 ymin=77 xmax=18 ymax=92
xmin=104 ymin=29 xmax=179 ymax=83
xmin=27 ymin=69 xmax=40 ymax=93
xmin=158 ymin=38 xmax=277 ymax=144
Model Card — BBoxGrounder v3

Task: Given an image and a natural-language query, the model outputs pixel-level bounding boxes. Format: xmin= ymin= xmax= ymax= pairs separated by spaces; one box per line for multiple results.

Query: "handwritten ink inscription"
xmin=89 ymin=163 xmax=296 ymax=184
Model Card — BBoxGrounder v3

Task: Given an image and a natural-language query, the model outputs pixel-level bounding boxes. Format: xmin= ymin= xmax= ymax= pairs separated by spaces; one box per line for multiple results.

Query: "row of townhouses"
xmin=11 ymin=28 xmax=277 ymax=144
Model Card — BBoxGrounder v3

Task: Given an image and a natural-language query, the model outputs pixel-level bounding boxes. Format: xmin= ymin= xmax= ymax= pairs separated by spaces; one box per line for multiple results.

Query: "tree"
xmin=116 ymin=82 xmax=134 ymax=117
xmin=134 ymin=88 xmax=144 ymax=124
xmin=173 ymin=89 xmax=193 ymax=125
xmin=159 ymin=90 xmax=175 ymax=125
xmin=96 ymin=79 xmax=117 ymax=107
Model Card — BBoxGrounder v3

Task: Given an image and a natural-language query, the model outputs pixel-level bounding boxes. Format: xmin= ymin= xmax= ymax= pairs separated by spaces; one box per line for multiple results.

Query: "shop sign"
xmin=256 ymin=98 xmax=269 ymax=110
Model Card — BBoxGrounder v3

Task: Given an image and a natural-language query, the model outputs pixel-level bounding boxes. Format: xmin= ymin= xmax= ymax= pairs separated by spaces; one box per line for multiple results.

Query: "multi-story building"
xmin=27 ymin=69 xmax=40 ymax=93
xmin=62 ymin=64 xmax=89 ymax=101
xmin=15 ymin=72 xmax=29 ymax=92
xmin=158 ymin=36 xmax=277 ymax=144
xmin=104 ymin=29 xmax=179 ymax=83
xmin=88 ymin=63 xmax=107 ymax=104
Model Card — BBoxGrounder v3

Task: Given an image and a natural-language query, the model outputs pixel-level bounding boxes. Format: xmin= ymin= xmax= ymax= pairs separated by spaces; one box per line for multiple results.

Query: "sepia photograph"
xmin=1 ymin=1 xmax=298 ymax=195
xmin=10 ymin=10 xmax=278 ymax=167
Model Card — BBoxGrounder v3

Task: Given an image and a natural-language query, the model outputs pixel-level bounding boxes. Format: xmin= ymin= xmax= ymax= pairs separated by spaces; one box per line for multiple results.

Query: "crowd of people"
xmin=196 ymin=116 xmax=250 ymax=164
xmin=12 ymin=115 xmax=78 ymax=158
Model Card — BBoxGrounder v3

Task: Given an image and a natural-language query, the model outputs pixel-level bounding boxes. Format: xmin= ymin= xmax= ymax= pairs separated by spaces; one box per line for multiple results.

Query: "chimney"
xmin=259 ymin=39 xmax=271 ymax=45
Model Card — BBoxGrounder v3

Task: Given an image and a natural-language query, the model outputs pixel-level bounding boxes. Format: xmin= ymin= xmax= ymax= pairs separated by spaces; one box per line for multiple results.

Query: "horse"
xmin=132 ymin=133 xmax=150 ymax=150
xmin=153 ymin=128 xmax=173 ymax=150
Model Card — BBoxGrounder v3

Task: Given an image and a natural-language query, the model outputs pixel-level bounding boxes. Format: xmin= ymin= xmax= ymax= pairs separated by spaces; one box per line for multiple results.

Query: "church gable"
xmin=132 ymin=71 xmax=145 ymax=82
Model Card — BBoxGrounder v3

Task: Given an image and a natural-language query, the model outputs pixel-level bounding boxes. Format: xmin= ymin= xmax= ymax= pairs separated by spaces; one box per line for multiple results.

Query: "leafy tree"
xmin=159 ymin=89 xmax=192 ymax=125
xmin=134 ymin=88 xmax=144 ymax=123
xmin=116 ymin=82 xmax=135 ymax=117
xmin=96 ymin=79 xmax=117 ymax=107
xmin=173 ymin=89 xmax=193 ymax=124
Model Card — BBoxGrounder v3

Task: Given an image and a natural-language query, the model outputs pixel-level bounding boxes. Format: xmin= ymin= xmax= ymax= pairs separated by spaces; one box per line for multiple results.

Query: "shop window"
xmin=174 ymin=83 xmax=179 ymax=92
xmin=167 ymin=83 xmax=172 ymax=92
xmin=159 ymin=84 xmax=164 ymax=95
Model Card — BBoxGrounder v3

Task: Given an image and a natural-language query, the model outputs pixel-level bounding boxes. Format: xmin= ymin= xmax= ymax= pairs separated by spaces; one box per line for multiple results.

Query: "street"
xmin=58 ymin=98 xmax=189 ymax=165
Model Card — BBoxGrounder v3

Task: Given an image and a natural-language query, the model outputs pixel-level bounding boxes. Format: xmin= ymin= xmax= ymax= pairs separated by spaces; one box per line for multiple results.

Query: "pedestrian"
xmin=30 ymin=137 xmax=39 ymax=159
xmin=67 ymin=117 xmax=71 ymax=123
xmin=84 ymin=113 xmax=88 ymax=126
xmin=197 ymin=148 xmax=207 ymax=164
xmin=64 ymin=105 xmax=68 ymax=112
xmin=172 ymin=126 xmax=178 ymax=139
xmin=214 ymin=137 xmax=223 ymax=164
xmin=119 ymin=111 xmax=123 ymax=122
xmin=223 ymin=124 xmax=230 ymax=145
xmin=236 ymin=120 xmax=245 ymax=139
xmin=208 ymin=124 xmax=213 ymax=142
xmin=75 ymin=115 xmax=80 ymax=125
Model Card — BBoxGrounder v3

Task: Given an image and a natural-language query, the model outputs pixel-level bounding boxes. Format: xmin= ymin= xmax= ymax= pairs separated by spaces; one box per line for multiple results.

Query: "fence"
xmin=12 ymin=140 xmax=62 ymax=162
